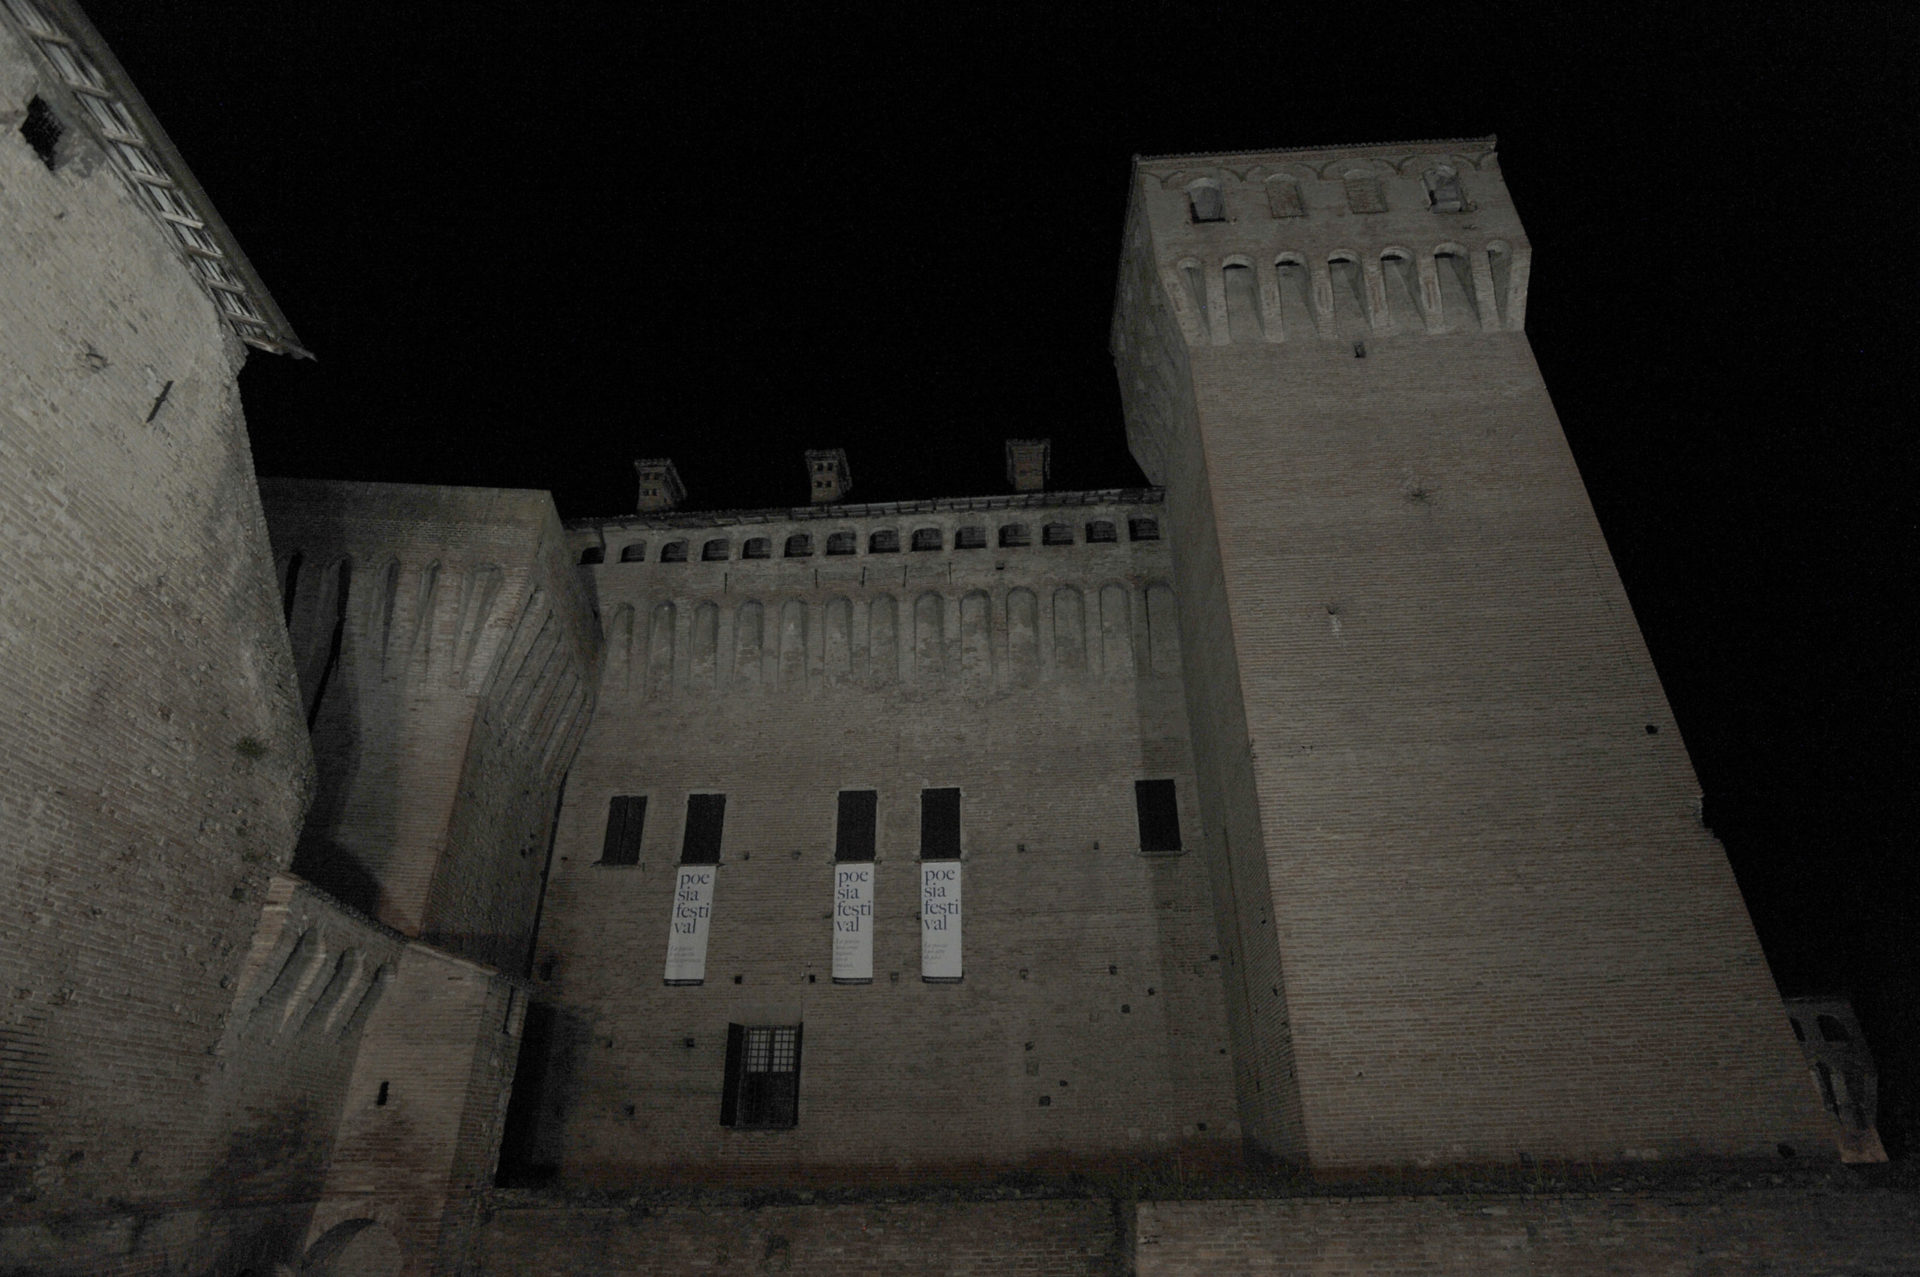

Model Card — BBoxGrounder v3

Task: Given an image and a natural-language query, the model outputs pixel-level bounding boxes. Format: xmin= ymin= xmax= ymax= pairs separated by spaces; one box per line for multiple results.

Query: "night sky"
xmin=74 ymin=4 xmax=1914 ymax=1146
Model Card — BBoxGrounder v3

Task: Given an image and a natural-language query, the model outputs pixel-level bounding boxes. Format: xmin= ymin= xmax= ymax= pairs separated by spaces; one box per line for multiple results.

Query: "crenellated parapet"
xmin=1117 ymin=137 xmax=1528 ymax=351
xmin=569 ymin=490 xmax=1180 ymax=699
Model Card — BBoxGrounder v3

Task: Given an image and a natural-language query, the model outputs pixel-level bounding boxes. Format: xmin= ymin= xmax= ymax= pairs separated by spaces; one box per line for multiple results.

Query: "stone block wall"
xmin=509 ymin=495 xmax=1241 ymax=1183
xmin=0 ymin=17 xmax=311 ymax=1267
xmin=261 ymin=479 xmax=599 ymax=973
xmin=1113 ymin=141 xmax=1831 ymax=1167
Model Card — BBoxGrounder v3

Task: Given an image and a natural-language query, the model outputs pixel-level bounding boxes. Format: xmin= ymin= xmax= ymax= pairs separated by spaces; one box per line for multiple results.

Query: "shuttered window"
xmin=600 ymin=796 xmax=646 ymax=865
xmin=920 ymin=788 xmax=961 ymax=859
xmin=682 ymin=794 xmax=726 ymax=865
xmin=836 ymin=790 xmax=878 ymax=862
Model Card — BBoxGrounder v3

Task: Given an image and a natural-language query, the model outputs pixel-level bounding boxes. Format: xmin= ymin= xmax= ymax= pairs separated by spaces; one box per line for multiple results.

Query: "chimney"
xmin=634 ymin=458 xmax=686 ymax=513
xmin=805 ymin=449 xmax=851 ymax=504
xmin=1005 ymin=438 xmax=1050 ymax=492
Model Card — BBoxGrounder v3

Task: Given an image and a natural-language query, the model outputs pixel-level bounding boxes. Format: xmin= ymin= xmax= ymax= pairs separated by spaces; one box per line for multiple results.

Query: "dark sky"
xmin=79 ymin=2 xmax=1914 ymax=1129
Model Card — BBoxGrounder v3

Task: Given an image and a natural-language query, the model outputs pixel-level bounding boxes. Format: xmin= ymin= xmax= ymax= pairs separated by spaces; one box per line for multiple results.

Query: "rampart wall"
xmin=509 ymin=495 xmax=1241 ymax=1183
xmin=261 ymin=480 xmax=600 ymax=974
xmin=1134 ymin=1186 xmax=1920 ymax=1274
xmin=466 ymin=1181 xmax=1920 ymax=1276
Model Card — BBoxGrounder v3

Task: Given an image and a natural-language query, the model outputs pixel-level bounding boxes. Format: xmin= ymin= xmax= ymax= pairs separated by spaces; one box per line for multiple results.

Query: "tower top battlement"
xmin=1115 ymin=134 xmax=1529 ymax=364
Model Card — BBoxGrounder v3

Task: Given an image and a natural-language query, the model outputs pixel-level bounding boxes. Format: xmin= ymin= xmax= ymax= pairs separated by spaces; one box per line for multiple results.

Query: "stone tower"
xmin=1110 ymin=138 xmax=1826 ymax=1168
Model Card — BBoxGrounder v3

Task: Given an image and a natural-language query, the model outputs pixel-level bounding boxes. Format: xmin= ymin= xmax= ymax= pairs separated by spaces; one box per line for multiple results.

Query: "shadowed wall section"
xmin=262 ymin=480 xmax=601 ymax=974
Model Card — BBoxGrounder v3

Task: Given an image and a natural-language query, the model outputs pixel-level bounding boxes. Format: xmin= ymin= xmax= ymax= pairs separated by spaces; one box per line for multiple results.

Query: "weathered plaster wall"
xmin=0 ymin=21 xmax=311 ymax=1270
xmin=261 ymin=479 xmax=599 ymax=973
xmin=1112 ymin=142 xmax=1830 ymax=1167
xmin=512 ymin=497 xmax=1241 ymax=1183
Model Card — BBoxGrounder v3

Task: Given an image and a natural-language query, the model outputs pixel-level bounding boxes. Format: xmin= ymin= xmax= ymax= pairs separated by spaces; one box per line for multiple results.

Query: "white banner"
xmin=920 ymin=861 xmax=962 ymax=981
xmin=663 ymin=865 xmax=716 ymax=984
xmin=832 ymin=863 xmax=875 ymax=983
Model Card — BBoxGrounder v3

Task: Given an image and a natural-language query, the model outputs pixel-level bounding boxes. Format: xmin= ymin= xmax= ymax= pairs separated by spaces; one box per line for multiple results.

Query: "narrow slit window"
xmin=721 ymin=1023 xmax=802 ymax=1129
xmin=600 ymin=795 xmax=647 ymax=865
xmin=681 ymin=793 xmax=726 ymax=864
xmin=835 ymin=790 xmax=878 ymax=862
xmin=920 ymin=787 xmax=961 ymax=859
xmin=1134 ymin=779 xmax=1182 ymax=852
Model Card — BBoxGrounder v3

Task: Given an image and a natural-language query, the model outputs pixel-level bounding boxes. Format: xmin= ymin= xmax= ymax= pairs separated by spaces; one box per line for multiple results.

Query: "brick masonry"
xmin=1 ymin=8 xmax=1896 ymax=1268
xmin=472 ymin=1197 xmax=1122 ymax=1276
xmin=511 ymin=496 xmax=1242 ymax=1184
xmin=261 ymin=479 xmax=600 ymax=974
xmin=1111 ymin=142 xmax=1833 ymax=1167
xmin=1135 ymin=1187 xmax=1920 ymax=1275
xmin=1 ymin=15 xmax=313 ymax=1267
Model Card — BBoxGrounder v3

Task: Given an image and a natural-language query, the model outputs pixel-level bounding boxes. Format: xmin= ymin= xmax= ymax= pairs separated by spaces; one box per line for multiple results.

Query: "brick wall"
xmin=510 ymin=497 xmax=1241 ymax=1184
xmin=260 ymin=479 xmax=599 ymax=972
xmin=1135 ymin=1187 xmax=1920 ymax=1275
xmin=472 ymin=1197 xmax=1120 ymax=1276
xmin=0 ymin=20 xmax=311 ymax=1267
xmin=311 ymin=940 xmax=527 ymax=1276
xmin=1113 ymin=142 xmax=1832 ymax=1167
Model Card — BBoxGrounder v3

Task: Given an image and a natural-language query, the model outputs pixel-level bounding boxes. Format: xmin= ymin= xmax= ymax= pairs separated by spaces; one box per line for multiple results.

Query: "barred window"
xmin=721 ymin=1024 xmax=802 ymax=1129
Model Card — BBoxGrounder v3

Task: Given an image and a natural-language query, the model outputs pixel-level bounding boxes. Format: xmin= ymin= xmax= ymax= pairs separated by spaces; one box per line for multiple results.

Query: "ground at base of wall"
xmin=470 ymin=1163 xmax=1920 ymax=1276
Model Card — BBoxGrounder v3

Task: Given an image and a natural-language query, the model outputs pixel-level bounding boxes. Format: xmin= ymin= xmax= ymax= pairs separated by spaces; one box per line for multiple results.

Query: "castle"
xmin=2 ymin=3 xmax=1910 ymax=1274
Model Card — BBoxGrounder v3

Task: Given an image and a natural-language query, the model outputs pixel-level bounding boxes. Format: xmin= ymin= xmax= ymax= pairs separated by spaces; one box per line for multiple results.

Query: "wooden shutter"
xmin=719 ymin=1022 xmax=744 ymax=1127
